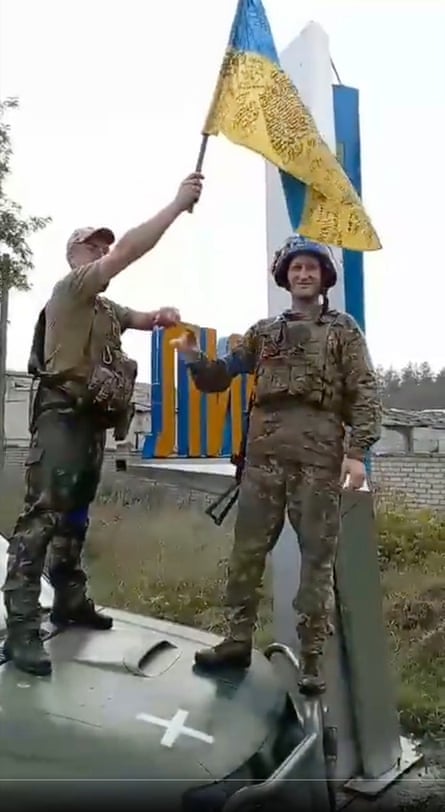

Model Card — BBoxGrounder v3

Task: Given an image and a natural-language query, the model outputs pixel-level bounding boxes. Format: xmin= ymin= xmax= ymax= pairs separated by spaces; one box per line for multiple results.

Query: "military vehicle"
xmin=0 ymin=531 xmax=338 ymax=811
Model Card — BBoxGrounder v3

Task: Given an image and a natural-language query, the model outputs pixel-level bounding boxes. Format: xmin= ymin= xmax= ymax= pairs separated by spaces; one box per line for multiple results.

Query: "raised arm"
xmin=340 ymin=316 xmax=383 ymax=460
xmin=120 ymin=307 xmax=182 ymax=331
xmin=63 ymin=174 xmax=203 ymax=301
xmin=172 ymin=326 xmax=259 ymax=393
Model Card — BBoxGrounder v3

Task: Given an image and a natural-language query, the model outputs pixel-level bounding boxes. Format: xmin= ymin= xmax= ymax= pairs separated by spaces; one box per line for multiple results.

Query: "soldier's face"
xmin=83 ymin=238 xmax=110 ymax=261
xmin=71 ymin=238 xmax=110 ymax=267
xmin=70 ymin=239 xmax=110 ymax=290
xmin=287 ymin=254 xmax=322 ymax=299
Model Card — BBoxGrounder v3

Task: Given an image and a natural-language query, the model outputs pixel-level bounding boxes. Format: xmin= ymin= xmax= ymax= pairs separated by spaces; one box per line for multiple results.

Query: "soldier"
xmin=173 ymin=234 xmax=382 ymax=694
xmin=2 ymin=171 xmax=203 ymax=677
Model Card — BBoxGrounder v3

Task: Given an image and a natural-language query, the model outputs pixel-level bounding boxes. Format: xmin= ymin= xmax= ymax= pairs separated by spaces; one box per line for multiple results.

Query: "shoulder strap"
xmin=27 ymin=307 xmax=47 ymax=376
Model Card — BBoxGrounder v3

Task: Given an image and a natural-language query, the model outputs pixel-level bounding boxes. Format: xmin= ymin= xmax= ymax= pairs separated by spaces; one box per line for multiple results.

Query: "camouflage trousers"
xmin=224 ymin=457 xmax=341 ymax=656
xmin=2 ymin=406 xmax=105 ymax=635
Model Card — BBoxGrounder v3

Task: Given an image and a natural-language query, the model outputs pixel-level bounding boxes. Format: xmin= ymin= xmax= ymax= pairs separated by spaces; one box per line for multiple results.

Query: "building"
xmin=4 ymin=371 xmax=151 ymax=451
xmin=5 ymin=369 xmax=445 ymax=456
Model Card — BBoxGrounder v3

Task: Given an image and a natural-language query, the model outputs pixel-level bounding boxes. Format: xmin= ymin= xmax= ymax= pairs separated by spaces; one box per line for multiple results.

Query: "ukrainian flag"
xmin=203 ymin=0 xmax=381 ymax=252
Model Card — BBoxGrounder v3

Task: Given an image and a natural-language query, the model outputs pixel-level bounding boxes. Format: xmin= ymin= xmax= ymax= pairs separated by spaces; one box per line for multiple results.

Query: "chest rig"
xmin=85 ymin=297 xmax=137 ymax=428
xmin=254 ymin=309 xmax=342 ymax=409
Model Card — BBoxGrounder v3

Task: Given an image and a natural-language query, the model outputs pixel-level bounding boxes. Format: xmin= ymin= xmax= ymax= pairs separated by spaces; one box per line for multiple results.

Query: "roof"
xmin=382 ymin=408 xmax=445 ymax=429
xmin=6 ymin=372 xmax=445 ymax=428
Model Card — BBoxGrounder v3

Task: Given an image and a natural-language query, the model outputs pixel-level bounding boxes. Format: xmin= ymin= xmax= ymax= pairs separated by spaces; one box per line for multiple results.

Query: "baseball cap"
xmin=66 ymin=226 xmax=115 ymax=257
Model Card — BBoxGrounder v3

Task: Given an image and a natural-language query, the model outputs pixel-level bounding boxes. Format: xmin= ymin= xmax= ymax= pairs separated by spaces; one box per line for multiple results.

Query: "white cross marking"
xmin=136 ymin=709 xmax=214 ymax=748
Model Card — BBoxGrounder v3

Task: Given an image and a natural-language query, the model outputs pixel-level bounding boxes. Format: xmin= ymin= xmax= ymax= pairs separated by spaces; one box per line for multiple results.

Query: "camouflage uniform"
xmin=2 ymin=227 xmax=137 ymax=676
xmin=188 ymin=236 xmax=382 ymax=693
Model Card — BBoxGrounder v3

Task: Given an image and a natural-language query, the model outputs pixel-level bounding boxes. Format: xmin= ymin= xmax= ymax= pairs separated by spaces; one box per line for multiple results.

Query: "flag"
xmin=203 ymin=0 xmax=381 ymax=252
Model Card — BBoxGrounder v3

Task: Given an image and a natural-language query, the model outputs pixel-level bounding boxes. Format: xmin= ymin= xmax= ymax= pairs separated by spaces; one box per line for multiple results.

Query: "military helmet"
xmin=271 ymin=234 xmax=338 ymax=291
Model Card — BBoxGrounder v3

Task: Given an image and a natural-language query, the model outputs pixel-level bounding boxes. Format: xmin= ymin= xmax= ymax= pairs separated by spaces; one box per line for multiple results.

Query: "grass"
xmin=0 ymin=472 xmax=444 ymax=745
xmin=375 ymin=500 xmax=445 ymax=741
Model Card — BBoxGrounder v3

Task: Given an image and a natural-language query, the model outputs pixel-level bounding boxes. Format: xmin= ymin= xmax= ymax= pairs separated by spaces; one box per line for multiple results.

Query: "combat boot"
xmin=50 ymin=597 xmax=113 ymax=630
xmin=194 ymin=639 xmax=252 ymax=670
xmin=3 ymin=630 xmax=52 ymax=677
xmin=298 ymin=652 xmax=326 ymax=695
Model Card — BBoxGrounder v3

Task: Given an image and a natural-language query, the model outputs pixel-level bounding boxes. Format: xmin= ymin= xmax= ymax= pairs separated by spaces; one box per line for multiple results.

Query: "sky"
xmin=1 ymin=0 xmax=444 ymax=380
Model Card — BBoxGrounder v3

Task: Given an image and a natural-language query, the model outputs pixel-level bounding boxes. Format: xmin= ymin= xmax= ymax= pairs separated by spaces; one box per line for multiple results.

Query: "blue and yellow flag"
xmin=203 ymin=0 xmax=381 ymax=252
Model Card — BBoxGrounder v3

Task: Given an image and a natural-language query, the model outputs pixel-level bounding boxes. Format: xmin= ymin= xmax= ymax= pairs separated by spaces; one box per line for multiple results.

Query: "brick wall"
xmin=4 ymin=446 xmax=445 ymax=513
xmin=371 ymin=454 xmax=445 ymax=510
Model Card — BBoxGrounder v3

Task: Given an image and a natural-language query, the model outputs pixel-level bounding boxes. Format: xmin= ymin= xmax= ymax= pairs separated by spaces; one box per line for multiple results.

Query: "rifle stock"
xmin=205 ymin=392 xmax=254 ymax=526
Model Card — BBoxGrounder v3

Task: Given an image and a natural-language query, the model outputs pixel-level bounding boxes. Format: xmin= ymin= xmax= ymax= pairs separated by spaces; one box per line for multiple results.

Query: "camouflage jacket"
xmin=186 ymin=309 xmax=382 ymax=461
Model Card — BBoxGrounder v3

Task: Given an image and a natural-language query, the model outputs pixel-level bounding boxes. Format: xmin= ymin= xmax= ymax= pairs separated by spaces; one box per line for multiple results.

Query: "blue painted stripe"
xmin=279 ymin=170 xmax=307 ymax=232
xmin=333 ymin=85 xmax=366 ymax=333
xmin=229 ymin=0 xmax=279 ymax=65
xmin=227 ymin=0 xmax=322 ymax=245
xmin=333 ymin=85 xmax=370 ymax=475
xmin=200 ymin=329 xmax=208 ymax=457
xmin=142 ymin=328 xmax=163 ymax=458
xmin=177 ymin=352 xmax=189 ymax=457
xmin=218 ymin=336 xmax=232 ymax=456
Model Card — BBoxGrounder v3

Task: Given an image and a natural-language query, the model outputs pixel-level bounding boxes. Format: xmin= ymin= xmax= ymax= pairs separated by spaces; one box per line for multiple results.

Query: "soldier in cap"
xmin=2 ymin=172 xmax=203 ymax=676
xmin=173 ymin=234 xmax=382 ymax=694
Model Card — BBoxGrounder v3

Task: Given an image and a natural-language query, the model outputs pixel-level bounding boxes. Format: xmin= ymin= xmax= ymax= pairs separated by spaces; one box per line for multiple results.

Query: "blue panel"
xmin=177 ymin=354 xmax=190 ymax=457
xmin=218 ymin=336 xmax=232 ymax=456
xmin=200 ymin=328 xmax=208 ymax=457
xmin=333 ymin=85 xmax=366 ymax=333
xmin=279 ymin=169 xmax=307 ymax=232
xmin=229 ymin=0 xmax=279 ymax=65
xmin=333 ymin=85 xmax=371 ymax=475
xmin=142 ymin=328 xmax=163 ymax=458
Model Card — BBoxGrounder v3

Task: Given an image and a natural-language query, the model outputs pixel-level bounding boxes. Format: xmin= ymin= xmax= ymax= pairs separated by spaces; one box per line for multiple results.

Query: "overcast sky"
xmin=1 ymin=0 xmax=444 ymax=379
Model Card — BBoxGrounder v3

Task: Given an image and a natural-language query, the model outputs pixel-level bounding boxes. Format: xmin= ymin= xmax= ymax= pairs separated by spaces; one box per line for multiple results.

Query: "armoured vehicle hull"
xmin=0 ymin=533 xmax=328 ymax=811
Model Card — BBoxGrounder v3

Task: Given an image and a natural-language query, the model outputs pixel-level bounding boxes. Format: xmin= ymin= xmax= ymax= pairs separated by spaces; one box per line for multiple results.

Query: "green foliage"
xmin=377 ymin=504 xmax=445 ymax=738
xmin=0 ymin=97 xmax=51 ymax=292
xmin=377 ymin=360 xmax=445 ymax=410
xmin=376 ymin=503 xmax=445 ymax=566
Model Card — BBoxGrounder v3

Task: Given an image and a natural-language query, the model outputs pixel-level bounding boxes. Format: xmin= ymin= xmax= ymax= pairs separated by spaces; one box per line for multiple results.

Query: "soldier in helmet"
xmin=173 ymin=234 xmax=382 ymax=694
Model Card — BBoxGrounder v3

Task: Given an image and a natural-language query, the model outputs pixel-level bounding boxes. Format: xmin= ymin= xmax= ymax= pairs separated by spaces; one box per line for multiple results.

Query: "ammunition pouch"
xmin=86 ymin=348 xmax=137 ymax=430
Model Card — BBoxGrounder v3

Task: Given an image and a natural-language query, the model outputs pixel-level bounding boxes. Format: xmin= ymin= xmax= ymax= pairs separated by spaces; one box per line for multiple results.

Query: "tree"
xmin=0 ymin=96 xmax=52 ymax=469
xmin=376 ymin=365 xmax=401 ymax=408
xmin=0 ymin=97 xmax=51 ymax=290
xmin=378 ymin=363 xmax=445 ymax=410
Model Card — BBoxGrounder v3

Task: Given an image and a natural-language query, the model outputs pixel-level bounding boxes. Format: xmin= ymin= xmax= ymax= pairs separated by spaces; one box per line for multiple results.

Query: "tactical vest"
xmin=86 ymin=297 xmax=137 ymax=421
xmin=26 ymin=299 xmax=137 ymax=434
xmin=254 ymin=310 xmax=344 ymax=411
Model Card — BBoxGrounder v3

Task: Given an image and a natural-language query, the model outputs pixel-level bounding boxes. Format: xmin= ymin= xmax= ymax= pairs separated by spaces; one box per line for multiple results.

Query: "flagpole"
xmin=188 ymin=0 xmax=243 ymax=212
xmin=195 ymin=134 xmax=209 ymax=173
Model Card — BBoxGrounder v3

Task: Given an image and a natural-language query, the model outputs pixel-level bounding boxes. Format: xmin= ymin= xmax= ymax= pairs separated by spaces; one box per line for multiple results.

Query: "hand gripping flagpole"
xmin=188 ymin=134 xmax=209 ymax=213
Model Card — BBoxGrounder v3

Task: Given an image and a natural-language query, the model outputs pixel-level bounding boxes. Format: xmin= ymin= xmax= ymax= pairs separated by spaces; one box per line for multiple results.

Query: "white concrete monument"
xmin=267 ymin=21 xmax=421 ymax=794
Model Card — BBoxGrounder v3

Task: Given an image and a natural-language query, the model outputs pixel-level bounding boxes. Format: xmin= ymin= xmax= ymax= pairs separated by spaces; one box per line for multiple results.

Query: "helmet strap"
xmin=321 ymin=290 xmax=329 ymax=315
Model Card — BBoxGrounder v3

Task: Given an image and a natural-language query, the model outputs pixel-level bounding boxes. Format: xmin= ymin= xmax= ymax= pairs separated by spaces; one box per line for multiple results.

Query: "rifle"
xmin=205 ymin=392 xmax=254 ymax=526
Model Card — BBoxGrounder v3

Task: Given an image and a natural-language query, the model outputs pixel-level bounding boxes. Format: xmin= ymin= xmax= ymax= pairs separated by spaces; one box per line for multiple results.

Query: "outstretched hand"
xmin=170 ymin=328 xmax=199 ymax=353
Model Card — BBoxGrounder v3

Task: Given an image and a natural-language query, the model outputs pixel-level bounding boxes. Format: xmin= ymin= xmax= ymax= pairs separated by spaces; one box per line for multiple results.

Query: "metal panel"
xmin=335 ymin=490 xmax=401 ymax=779
xmin=271 ymin=489 xmax=422 ymax=789
xmin=271 ymin=518 xmax=361 ymax=783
